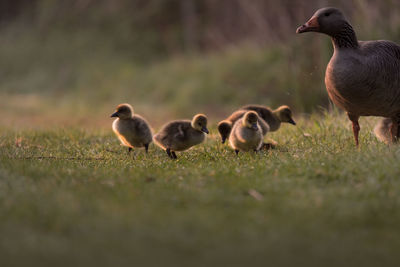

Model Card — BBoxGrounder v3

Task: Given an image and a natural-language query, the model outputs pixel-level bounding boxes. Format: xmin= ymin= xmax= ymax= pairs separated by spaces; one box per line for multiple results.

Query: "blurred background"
xmin=1 ymin=0 xmax=400 ymax=129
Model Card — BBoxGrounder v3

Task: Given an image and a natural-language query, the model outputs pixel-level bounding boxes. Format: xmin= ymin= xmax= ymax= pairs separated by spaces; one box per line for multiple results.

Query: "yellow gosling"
xmin=241 ymin=104 xmax=296 ymax=131
xmin=229 ymin=111 xmax=269 ymax=155
xmin=110 ymin=103 xmax=153 ymax=154
xmin=218 ymin=109 xmax=269 ymax=144
xmin=153 ymin=114 xmax=209 ymax=159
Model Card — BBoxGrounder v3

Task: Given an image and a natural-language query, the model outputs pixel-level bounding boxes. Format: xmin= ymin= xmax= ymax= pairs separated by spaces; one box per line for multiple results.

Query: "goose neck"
xmin=331 ymin=22 xmax=359 ymax=49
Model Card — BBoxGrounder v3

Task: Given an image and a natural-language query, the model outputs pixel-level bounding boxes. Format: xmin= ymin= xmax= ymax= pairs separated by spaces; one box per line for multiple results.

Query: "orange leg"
xmin=348 ymin=113 xmax=360 ymax=146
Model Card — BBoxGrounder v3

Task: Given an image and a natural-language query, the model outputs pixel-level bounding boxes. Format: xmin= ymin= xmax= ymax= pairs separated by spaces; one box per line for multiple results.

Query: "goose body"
xmin=326 ymin=41 xmax=400 ymax=117
xmin=112 ymin=116 xmax=153 ymax=148
xmin=297 ymin=7 xmax=400 ymax=144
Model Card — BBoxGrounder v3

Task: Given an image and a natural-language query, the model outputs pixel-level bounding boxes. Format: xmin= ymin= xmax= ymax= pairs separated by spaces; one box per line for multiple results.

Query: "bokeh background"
xmin=1 ymin=0 xmax=400 ymax=128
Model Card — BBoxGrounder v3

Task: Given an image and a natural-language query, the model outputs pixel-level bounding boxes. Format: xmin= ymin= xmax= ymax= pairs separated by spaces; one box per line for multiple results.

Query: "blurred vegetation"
xmin=1 ymin=0 xmax=400 ymax=124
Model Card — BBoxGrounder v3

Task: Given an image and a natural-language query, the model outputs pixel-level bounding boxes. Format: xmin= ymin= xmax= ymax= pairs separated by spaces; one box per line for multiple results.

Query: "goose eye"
xmin=325 ymin=12 xmax=330 ymax=17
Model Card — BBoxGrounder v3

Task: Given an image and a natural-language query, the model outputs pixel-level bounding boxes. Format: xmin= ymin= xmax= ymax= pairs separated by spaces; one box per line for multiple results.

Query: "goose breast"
xmin=326 ymin=41 xmax=400 ymax=117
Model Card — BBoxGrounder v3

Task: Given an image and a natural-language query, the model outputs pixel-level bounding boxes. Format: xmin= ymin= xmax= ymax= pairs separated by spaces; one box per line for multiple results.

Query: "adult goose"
xmin=297 ymin=7 xmax=400 ymax=145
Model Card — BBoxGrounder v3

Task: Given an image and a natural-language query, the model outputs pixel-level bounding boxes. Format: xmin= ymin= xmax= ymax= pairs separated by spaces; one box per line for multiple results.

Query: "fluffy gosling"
xmin=110 ymin=103 xmax=153 ymax=153
xmin=217 ymin=120 xmax=234 ymax=144
xmin=153 ymin=114 xmax=209 ymax=159
xmin=229 ymin=111 xmax=269 ymax=155
xmin=218 ymin=109 xmax=269 ymax=144
xmin=218 ymin=105 xmax=296 ymax=144
xmin=242 ymin=104 xmax=296 ymax=131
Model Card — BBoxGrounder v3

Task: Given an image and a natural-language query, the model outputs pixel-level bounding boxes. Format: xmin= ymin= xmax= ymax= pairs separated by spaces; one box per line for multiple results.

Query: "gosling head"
xmin=243 ymin=111 xmax=259 ymax=131
xmin=191 ymin=114 xmax=209 ymax=134
xmin=110 ymin=103 xmax=133 ymax=120
xmin=218 ymin=120 xmax=232 ymax=144
xmin=275 ymin=105 xmax=296 ymax=125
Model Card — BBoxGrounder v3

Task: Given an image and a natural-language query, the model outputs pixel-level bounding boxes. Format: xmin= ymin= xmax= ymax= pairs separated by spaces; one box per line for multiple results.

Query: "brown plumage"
xmin=297 ymin=7 xmax=400 ymax=145
xmin=111 ymin=103 xmax=153 ymax=153
xmin=153 ymin=114 xmax=209 ymax=159
xmin=217 ymin=105 xmax=295 ymax=144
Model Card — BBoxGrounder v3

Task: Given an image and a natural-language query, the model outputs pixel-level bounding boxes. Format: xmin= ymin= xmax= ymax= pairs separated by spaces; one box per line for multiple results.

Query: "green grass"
xmin=2 ymin=3 xmax=400 ymax=266
xmin=1 ymin=113 xmax=400 ymax=267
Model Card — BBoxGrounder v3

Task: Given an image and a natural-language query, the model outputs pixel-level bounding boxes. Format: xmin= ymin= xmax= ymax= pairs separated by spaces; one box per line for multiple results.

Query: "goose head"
xmin=296 ymin=7 xmax=348 ymax=36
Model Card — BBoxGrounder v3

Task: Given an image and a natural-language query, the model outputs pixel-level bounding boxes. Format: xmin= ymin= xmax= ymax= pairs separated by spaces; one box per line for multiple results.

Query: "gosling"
xmin=218 ymin=110 xmax=269 ymax=144
xmin=242 ymin=105 xmax=296 ymax=131
xmin=153 ymin=114 xmax=209 ymax=159
xmin=218 ymin=105 xmax=296 ymax=144
xmin=229 ymin=111 xmax=269 ymax=155
xmin=110 ymin=103 xmax=153 ymax=153
xmin=218 ymin=119 xmax=234 ymax=144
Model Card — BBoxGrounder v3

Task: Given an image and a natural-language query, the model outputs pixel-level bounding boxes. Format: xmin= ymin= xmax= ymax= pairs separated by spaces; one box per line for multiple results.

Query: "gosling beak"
xmin=252 ymin=123 xmax=258 ymax=130
xmin=110 ymin=112 xmax=119 ymax=118
xmin=296 ymin=16 xmax=319 ymax=33
xmin=202 ymin=127 xmax=209 ymax=134
xmin=221 ymin=137 xmax=226 ymax=144
xmin=288 ymin=118 xmax=296 ymax=125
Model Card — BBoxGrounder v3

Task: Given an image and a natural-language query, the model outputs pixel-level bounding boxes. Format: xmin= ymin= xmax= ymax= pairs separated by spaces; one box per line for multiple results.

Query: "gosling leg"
xmin=128 ymin=147 xmax=133 ymax=154
xmin=166 ymin=148 xmax=174 ymax=159
xmin=171 ymin=151 xmax=177 ymax=159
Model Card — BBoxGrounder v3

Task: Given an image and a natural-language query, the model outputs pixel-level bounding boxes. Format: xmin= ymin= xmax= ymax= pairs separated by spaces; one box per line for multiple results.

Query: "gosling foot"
xmin=166 ymin=148 xmax=177 ymax=159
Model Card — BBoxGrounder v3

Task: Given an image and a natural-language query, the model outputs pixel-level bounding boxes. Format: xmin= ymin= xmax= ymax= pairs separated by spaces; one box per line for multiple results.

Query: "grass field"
xmin=1 ymin=113 xmax=400 ymax=267
xmin=3 ymin=1 xmax=400 ymax=266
